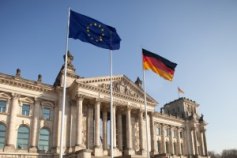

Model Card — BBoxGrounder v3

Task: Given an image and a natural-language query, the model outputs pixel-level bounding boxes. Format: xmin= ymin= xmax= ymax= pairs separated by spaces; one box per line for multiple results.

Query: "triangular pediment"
xmin=77 ymin=75 xmax=158 ymax=105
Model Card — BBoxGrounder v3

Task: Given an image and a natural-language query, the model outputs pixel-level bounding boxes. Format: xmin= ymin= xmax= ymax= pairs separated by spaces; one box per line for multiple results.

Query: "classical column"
xmin=113 ymin=105 xmax=117 ymax=149
xmin=87 ymin=105 xmax=94 ymax=149
xmin=177 ymin=128 xmax=182 ymax=155
xmin=117 ymin=113 xmax=123 ymax=151
xmin=190 ymin=129 xmax=195 ymax=155
xmin=4 ymin=94 xmax=19 ymax=151
xmin=185 ymin=126 xmax=193 ymax=156
xmin=202 ymin=130 xmax=208 ymax=156
xmin=29 ymin=99 xmax=40 ymax=152
xmin=200 ymin=131 xmax=205 ymax=156
xmin=169 ymin=127 xmax=174 ymax=155
xmin=161 ymin=124 xmax=165 ymax=154
xmin=102 ymin=110 xmax=108 ymax=151
xmin=55 ymin=92 xmax=63 ymax=153
xmin=125 ymin=107 xmax=134 ymax=155
xmin=193 ymin=129 xmax=198 ymax=155
xmin=75 ymin=96 xmax=84 ymax=151
xmin=150 ymin=113 xmax=156 ymax=155
xmin=94 ymin=101 xmax=103 ymax=156
xmin=66 ymin=101 xmax=72 ymax=152
xmin=139 ymin=111 xmax=146 ymax=155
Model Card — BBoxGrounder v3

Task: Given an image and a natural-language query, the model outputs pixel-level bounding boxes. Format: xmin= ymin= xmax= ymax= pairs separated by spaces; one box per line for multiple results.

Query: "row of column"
xmin=156 ymin=125 xmax=185 ymax=155
xmin=73 ymin=96 xmax=149 ymax=156
xmin=190 ymin=128 xmax=208 ymax=156
xmin=65 ymin=95 xmax=213 ymax=158
xmin=54 ymin=95 xmax=208 ymax=157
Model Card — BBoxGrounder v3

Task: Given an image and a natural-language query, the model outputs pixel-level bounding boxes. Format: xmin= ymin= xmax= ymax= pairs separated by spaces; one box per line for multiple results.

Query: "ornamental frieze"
xmin=99 ymin=81 xmax=141 ymax=99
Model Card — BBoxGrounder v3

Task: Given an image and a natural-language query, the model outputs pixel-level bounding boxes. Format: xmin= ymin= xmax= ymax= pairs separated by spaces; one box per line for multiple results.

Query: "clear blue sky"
xmin=1 ymin=0 xmax=237 ymax=154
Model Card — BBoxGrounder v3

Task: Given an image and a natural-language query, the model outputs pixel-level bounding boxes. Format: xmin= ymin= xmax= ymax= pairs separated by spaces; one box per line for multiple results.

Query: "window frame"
xmin=38 ymin=128 xmax=50 ymax=152
xmin=18 ymin=97 xmax=34 ymax=117
xmin=0 ymin=123 xmax=6 ymax=149
xmin=21 ymin=104 xmax=30 ymax=116
xmin=0 ymin=100 xmax=7 ymax=113
xmin=42 ymin=107 xmax=51 ymax=121
xmin=165 ymin=141 xmax=169 ymax=153
xmin=40 ymin=101 xmax=54 ymax=121
xmin=17 ymin=125 xmax=30 ymax=150
xmin=173 ymin=129 xmax=178 ymax=138
xmin=180 ymin=131 xmax=183 ymax=139
xmin=157 ymin=140 xmax=161 ymax=153
xmin=157 ymin=127 xmax=161 ymax=136
xmin=0 ymin=92 xmax=11 ymax=113
xmin=166 ymin=128 xmax=170 ymax=137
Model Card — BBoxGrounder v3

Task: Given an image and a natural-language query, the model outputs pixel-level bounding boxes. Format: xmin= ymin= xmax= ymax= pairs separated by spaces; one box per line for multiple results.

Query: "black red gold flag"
xmin=178 ymin=87 xmax=184 ymax=94
xmin=142 ymin=49 xmax=177 ymax=81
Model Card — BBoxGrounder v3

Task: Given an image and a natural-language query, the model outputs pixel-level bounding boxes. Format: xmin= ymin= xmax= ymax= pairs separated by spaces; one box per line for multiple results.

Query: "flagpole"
xmin=59 ymin=7 xmax=70 ymax=158
xmin=142 ymin=55 xmax=150 ymax=158
xmin=110 ymin=50 xmax=114 ymax=158
xmin=178 ymin=89 xmax=180 ymax=98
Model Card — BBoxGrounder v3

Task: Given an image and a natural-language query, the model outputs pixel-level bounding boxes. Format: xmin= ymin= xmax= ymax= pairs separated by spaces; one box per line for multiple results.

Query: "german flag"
xmin=178 ymin=87 xmax=184 ymax=94
xmin=143 ymin=49 xmax=177 ymax=81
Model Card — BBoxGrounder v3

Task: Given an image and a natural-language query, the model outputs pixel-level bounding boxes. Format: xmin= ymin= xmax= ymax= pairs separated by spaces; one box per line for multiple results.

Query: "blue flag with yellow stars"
xmin=69 ymin=10 xmax=121 ymax=50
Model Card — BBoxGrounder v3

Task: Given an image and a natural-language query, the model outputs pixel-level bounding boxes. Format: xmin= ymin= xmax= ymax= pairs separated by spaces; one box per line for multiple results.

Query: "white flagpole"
xmin=110 ymin=50 xmax=114 ymax=158
xmin=142 ymin=53 xmax=150 ymax=158
xmin=60 ymin=7 xmax=70 ymax=158
xmin=178 ymin=90 xmax=180 ymax=98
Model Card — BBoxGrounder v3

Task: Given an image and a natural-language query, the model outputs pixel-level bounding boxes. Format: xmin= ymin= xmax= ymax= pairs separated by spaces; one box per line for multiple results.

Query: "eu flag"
xmin=69 ymin=10 xmax=121 ymax=50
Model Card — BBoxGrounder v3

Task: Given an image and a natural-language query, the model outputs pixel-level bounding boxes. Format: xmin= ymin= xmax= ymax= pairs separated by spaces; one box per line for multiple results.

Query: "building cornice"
xmin=153 ymin=112 xmax=185 ymax=123
xmin=0 ymin=73 xmax=54 ymax=93
xmin=164 ymin=97 xmax=199 ymax=107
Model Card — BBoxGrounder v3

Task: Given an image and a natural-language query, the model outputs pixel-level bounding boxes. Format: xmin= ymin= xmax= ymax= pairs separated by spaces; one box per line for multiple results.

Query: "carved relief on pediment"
xmin=99 ymin=81 xmax=141 ymax=98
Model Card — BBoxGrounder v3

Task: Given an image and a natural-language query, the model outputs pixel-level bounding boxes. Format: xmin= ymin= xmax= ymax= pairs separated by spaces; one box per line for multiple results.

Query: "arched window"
xmin=38 ymin=128 xmax=50 ymax=151
xmin=17 ymin=125 xmax=30 ymax=149
xmin=0 ymin=123 xmax=6 ymax=149
xmin=157 ymin=140 xmax=161 ymax=153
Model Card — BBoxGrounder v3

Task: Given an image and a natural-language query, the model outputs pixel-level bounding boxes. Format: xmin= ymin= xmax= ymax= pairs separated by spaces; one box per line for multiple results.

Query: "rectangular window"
xmin=166 ymin=128 xmax=169 ymax=137
xmin=173 ymin=142 xmax=177 ymax=155
xmin=169 ymin=129 xmax=172 ymax=137
xmin=157 ymin=140 xmax=162 ymax=153
xmin=22 ymin=104 xmax=30 ymax=116
xmin=0 ymin=100 xmax=6 ymax=113
xmin=181 ymin=143 xmax=183 ymax=154
xmin=166 ymin=142 xmax=169 ymax=153
xmin=174 ymin=130 xmax=177 ymax=138
xmin=43 ymin=107 xmax=51 ymax=120
xmin=180 ymin=131 xmax=183 ymax=138
xmin=157 ymin=127 xmax=161 ymax=135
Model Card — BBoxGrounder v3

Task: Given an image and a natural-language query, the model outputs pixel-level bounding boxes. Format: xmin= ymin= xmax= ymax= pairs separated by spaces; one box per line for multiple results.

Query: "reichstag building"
xmin=0 ymin=53 xmax=208 ymax=158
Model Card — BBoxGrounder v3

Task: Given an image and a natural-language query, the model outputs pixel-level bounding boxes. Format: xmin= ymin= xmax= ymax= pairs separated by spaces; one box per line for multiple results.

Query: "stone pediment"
xmin=99 ymin=80 xmax=140 ymax=98
xmin=77 ymin=75 xmax=157 ymax=105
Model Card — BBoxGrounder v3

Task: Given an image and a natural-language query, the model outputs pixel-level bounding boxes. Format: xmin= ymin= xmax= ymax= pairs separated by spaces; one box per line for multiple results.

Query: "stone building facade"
xmin=0 ymin=53 xmax=208 ymax=158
